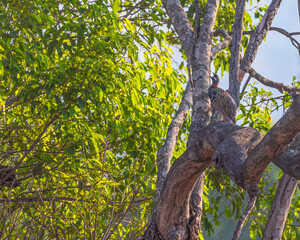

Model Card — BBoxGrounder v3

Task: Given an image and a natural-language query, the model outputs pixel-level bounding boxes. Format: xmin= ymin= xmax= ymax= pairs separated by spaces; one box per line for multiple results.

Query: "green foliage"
xmin=238 ymin=83 xmax=273 ymax=132
xmin=0 ymin=0 xmax=185 ymax=238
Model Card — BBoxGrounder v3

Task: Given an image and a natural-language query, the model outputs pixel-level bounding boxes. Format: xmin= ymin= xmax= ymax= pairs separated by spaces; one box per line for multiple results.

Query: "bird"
xmin=208 ymin=73 xmax=237 ymax=123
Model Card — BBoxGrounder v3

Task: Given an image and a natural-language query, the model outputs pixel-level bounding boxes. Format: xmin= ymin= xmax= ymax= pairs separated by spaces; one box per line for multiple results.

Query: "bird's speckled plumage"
xmin=208 ymin=73 xmax=237 ymax=123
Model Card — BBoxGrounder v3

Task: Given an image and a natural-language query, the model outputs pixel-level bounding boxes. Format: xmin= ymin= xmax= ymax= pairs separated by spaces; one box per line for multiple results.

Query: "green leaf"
xmin=0 ymin=61 xmax=3 ymax=76
xmin=66 ymin=146 xmax=76 ymax=155
xmin=225 ymin=206 xmax=232 ymax=218
xmin=112 ymin=0 xmax=121 ymax=13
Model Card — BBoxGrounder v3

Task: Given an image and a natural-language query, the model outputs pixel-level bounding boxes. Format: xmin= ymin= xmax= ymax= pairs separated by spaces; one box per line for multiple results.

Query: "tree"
xmin=143 ymin=0 xmax=300 ymax=239
xmin=0 ymin=0 xmax=299 ymax=239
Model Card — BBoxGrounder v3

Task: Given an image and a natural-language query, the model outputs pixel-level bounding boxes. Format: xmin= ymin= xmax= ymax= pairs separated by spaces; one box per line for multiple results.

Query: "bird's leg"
xmin=221 ymin=114 xmax=226 ymax=122
xmin=211 ymin=108 xmax=215 ymax=118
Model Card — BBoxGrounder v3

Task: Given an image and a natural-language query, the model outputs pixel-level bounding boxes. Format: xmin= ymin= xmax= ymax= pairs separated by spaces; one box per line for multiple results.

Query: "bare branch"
xmin=248 ymin=68 xmax=300 ymax=94
xmin=241 ymin=0 xmax=283 ymax=73
xmin=228 ymin=0 xmax=246 ymax=105
xmin=232 ymin=196 xmax=256 ymax=240
xmin=270 ymin=27 xmax=300 ymax=54
xmin=240 ymin=74 xmax=251 ymax=95
xmin=211 ymin=30 xmax=232 ymax=60
xmin=161 ymin=0 xmax=193 ymax=54
xmin=262 ymin=174 xmax=298 ymax=239
xmin=298 ymin=0 xmax=300 ymax=23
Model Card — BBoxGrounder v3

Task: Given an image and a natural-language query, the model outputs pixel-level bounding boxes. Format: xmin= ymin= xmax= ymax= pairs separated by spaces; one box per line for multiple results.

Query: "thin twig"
xmin=270 ymin=27 xmax=300 ymax=54
xmin=240 ymin=74 xmax=252 ymax=96
xmin=1 ymin=113 xmax=60 ymax=183
xmin=0 ymin=197 xmax=77 ymax=203
xmin=232 ymin=196 xmax=257 ymax=240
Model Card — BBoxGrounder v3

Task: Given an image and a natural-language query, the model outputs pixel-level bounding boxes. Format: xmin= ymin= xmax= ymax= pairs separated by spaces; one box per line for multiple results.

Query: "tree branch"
xmin=2 ymin=114 xmax=60 ymax=183
xmin=270 ymin=27 xmax=300 ymax=54
xmin=161 ymin=0 xmax=193 ymax=54
xmin=248 ymin=68 xmax=300 ymax=94
xmin=228 ymin=0 xmax=246 ymax=105
xmin=272 ymin=133 xmax=300 ymax=180
xmin=211 ymin=33 xmax=232 ymax=60
xmin=146 ymin=64 xmax=193 ymax=240
xmin=187 ymin=2 xmax=206 ymax=239
xmin=240 ymin=74 xmax=251 ymax=95
xmin=241 ymin=0 xmax=283 ymax=73
xmin=156 ymin=93 xmax=300 ymax=237
xmin=154 ymin=81 xmax=193 ymax=205
xmin=188 ymin=172 xmax=205 ymax=239
xmin=212 ymin=95 xmax=300 ymax=197
xmin=232 ymin=196 xmax=256 ymax=240
xmin=156 ymin=122 xmax=242 ymax=239
xmin=244 ymin=94 xmax=300 ymax=189
xmin=187 ymin=0 xmax=201 ymax=88
xmin=0 ymin=197 xmax=77 ymax=203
